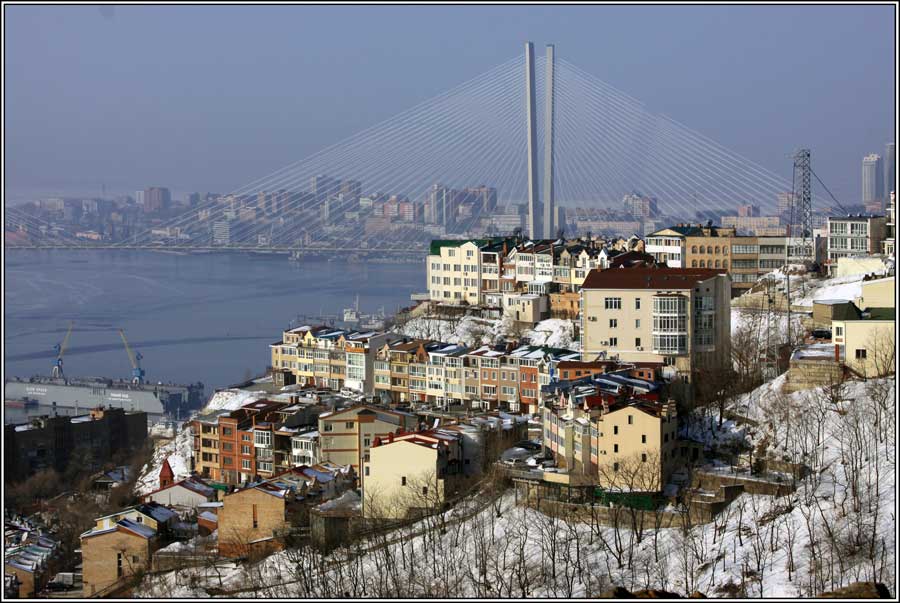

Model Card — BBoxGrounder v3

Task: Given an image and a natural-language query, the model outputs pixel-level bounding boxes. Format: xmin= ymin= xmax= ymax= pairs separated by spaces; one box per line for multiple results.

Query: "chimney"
xmin=834 ymin=344 xmax=841 ymax=362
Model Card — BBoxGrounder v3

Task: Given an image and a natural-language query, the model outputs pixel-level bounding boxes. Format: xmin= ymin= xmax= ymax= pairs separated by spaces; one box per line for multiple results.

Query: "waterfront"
xmin=3 ymin=250 xmax=423 ymax=419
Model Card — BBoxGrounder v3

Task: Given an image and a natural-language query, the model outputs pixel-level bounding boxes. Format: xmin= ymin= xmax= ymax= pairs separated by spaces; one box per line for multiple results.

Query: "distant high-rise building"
xmin=135 ymin=190 xmax=145 ymax=207
xmin=885 ymin=142 xmax=896 ymax=200
xmin=737 ymin=204 xmax=760 ymax=218
xmin=622 ymin=193 xmax=659 ymax=219
xmin=776 ymin=192 xmax=794 ymax=216
xmin=862 ymin=154 xmax=884 ymax=207
xmin=187 ymin=193 xmax=201 ymax=207
xmin=340 ymin=180 xmax=362 ymax=200
xmin=212 ymin=219 xmax=234 ymax=245
xmin=143 ymin=187 xmax=171 ymax=213
xmin=310 ymin=175 xmax=338 ymax=200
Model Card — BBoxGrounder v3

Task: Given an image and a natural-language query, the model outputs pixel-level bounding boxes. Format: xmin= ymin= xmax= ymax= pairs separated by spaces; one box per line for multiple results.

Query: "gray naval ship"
xmin=4 ymin=376 xmax=204 ymax=425
xmin=4 ymin=326 xmax=204 ymax=425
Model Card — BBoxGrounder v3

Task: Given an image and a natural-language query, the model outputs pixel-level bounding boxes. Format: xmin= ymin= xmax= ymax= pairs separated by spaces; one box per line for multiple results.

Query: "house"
xmin=80 ymin=519 xmax=157 ymax=595
xmin=4 ymin=531 xmax=59 ymax=598
xmin=141 ymin=476 xmax=217 ymax=511
xmin=217 ymin=483 xmax=298 ymax=558
xmin=92 ymin=466 xmax=132 ymax=491
xmin=362 ymin=430 xmax=466 ymax=519
xmin=91 ymin=502 xmax=177 ymax=536
xmin=832 ymin=307 xmax=895 ymax=378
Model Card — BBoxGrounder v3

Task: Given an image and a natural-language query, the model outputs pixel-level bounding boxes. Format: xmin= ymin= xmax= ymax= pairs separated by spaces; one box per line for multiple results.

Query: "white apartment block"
xmin=827 ymin=215 xmax=887 ymax=268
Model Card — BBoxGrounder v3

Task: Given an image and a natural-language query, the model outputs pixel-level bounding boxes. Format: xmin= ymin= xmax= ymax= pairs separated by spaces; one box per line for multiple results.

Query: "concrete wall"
xmin=784 ymin=359 xmax=845 ymax=393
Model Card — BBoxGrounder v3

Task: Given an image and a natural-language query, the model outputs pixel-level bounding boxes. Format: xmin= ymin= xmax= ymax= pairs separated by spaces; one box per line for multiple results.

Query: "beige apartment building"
xmin=826 ymin=215 xmax=888 ymax=270
xmin=580 ymin=267 xmax=731 ymax=380
xmin=362 ymin=431 xmax=464 ymax=519
xmin=542 ymin=394 xmax=679 ymax=492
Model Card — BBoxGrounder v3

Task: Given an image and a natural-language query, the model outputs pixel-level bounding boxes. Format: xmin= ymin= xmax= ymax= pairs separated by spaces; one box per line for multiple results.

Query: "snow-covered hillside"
xmin=137 ymin=376 xmax=895 ymax=598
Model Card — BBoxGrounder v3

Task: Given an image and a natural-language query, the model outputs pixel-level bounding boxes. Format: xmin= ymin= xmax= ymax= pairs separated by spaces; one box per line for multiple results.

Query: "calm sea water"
xmin=4 ymin=250 xmax=423 ymax=400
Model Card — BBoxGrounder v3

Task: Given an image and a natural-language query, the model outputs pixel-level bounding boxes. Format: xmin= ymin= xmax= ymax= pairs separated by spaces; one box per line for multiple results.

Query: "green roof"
xmin=428 ymin=237 xmax=511 ymax=255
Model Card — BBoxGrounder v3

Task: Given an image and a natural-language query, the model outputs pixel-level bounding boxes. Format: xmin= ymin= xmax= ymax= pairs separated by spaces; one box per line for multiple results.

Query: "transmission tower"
xmin=763 ymin=277 xmax=779 ymax=380
xmin=788 ymin=148 xmax=813 ymax=262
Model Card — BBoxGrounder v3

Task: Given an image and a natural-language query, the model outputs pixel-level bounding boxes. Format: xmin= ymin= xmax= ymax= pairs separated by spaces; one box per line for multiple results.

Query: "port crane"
xmin=51 ymin=321 xmax=74 ymax=379
xmin=118 ymin=329 xmax=145 ymax=384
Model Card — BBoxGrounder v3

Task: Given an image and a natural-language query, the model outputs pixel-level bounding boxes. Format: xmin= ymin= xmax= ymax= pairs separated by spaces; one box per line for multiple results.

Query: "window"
xmin=345 ymin=422 xmax=354 ymax=429
xmin=635 ymin=319 xmax=641 ymax=328
xmin=242 ymin=459 xmax=251 ymax=470
xmin=613 ymin=425 xmax=618 ymax=435
xmin=609 ymin=337 xmax=618 ymax=347
xmin=364 ymin=437 xmax=370 ymax=447
xmin=835 ymin=326 xmax=844 ymax=337
xmin=855 ymin=349 xmax=867 ymax=359
xmin=642 ymin=434 xmax=646 ymax=443
xmin=691 ymin=260 xmax=697 ymax=267
xmin=252 ymin=504 xmax=258 ymax=528
xmin=222 ymin=427 xmax=233 ymax=436
xmin=364 ymin=466 xmax=370 ymax=476
xmin=635 ymin=337 xmax=641 ymax=348
xmin=664 ymin=433 xmax=669 ymax=443
xmin=642 ymin=453 xmax=647 ymax=463
xmin=613 ymin=462 xmax=619 ymax=472
xmin=609 ymin=319 xmax=618 ymax=328
xmin=422 ymin=486 xmax=429 ymax=496
xmin=401 ymin=476 xmax=407 ymax=486
xmin=613 ymin=444 xmax=619 ymax=453
xmin=627 ymin=415 xmax=633 ymax=425
xmin=254 ymin=430 xmax=272 ymax=447
xmin=604 ymin=297 xmax=622 ymax=310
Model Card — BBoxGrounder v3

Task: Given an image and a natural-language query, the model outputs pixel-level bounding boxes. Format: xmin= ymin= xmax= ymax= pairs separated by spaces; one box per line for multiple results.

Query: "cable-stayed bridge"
xmin=6 ymin=43 xmax=829 ymax=256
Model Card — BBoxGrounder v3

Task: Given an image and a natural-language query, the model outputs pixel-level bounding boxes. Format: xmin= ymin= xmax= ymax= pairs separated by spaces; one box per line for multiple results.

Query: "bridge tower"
xmin=525 ymin=42 xmax=541 ymax=240
xmin=542 ymin=44 xmax=556 ymax=239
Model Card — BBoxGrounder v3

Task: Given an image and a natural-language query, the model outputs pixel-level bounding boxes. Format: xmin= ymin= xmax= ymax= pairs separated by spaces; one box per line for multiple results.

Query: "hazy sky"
xmin=5 ymin=4 xmax=895 ymax=204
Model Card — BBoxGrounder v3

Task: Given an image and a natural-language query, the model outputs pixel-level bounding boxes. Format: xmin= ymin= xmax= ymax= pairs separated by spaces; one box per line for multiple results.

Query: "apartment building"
xmin=580 ymin=267 xmax=731 ymax=381
xmin=317 ymin=405 xmax=420 ymax=489
xmin=271 ymin=326 xmax=396 ymax=392
xmin=373 ymin=339 xmax=443 ymax=404
xmin=427 ymin=239 xmax=490 ymax=304
xmin=721 ymin=215 xmax=785 ymax=236
xmin=542 ymin=383 xmax=679 ymax=491
xmin=826 ymin=215 xmax=888 ymax=270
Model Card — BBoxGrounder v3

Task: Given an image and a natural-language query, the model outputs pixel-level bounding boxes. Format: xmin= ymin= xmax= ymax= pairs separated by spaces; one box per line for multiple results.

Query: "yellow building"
xmin=832 ymin=308 xmax=895 ymax=378
xmin=580 ymin=267 xmax=731 ymax=380
xmin=362 ymin=431 xmax=464 ymax=519
xmin=542 ymin=393 xmax=679 ymax=492
xmin=594 ymin=400 xmax=678 ymax=491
